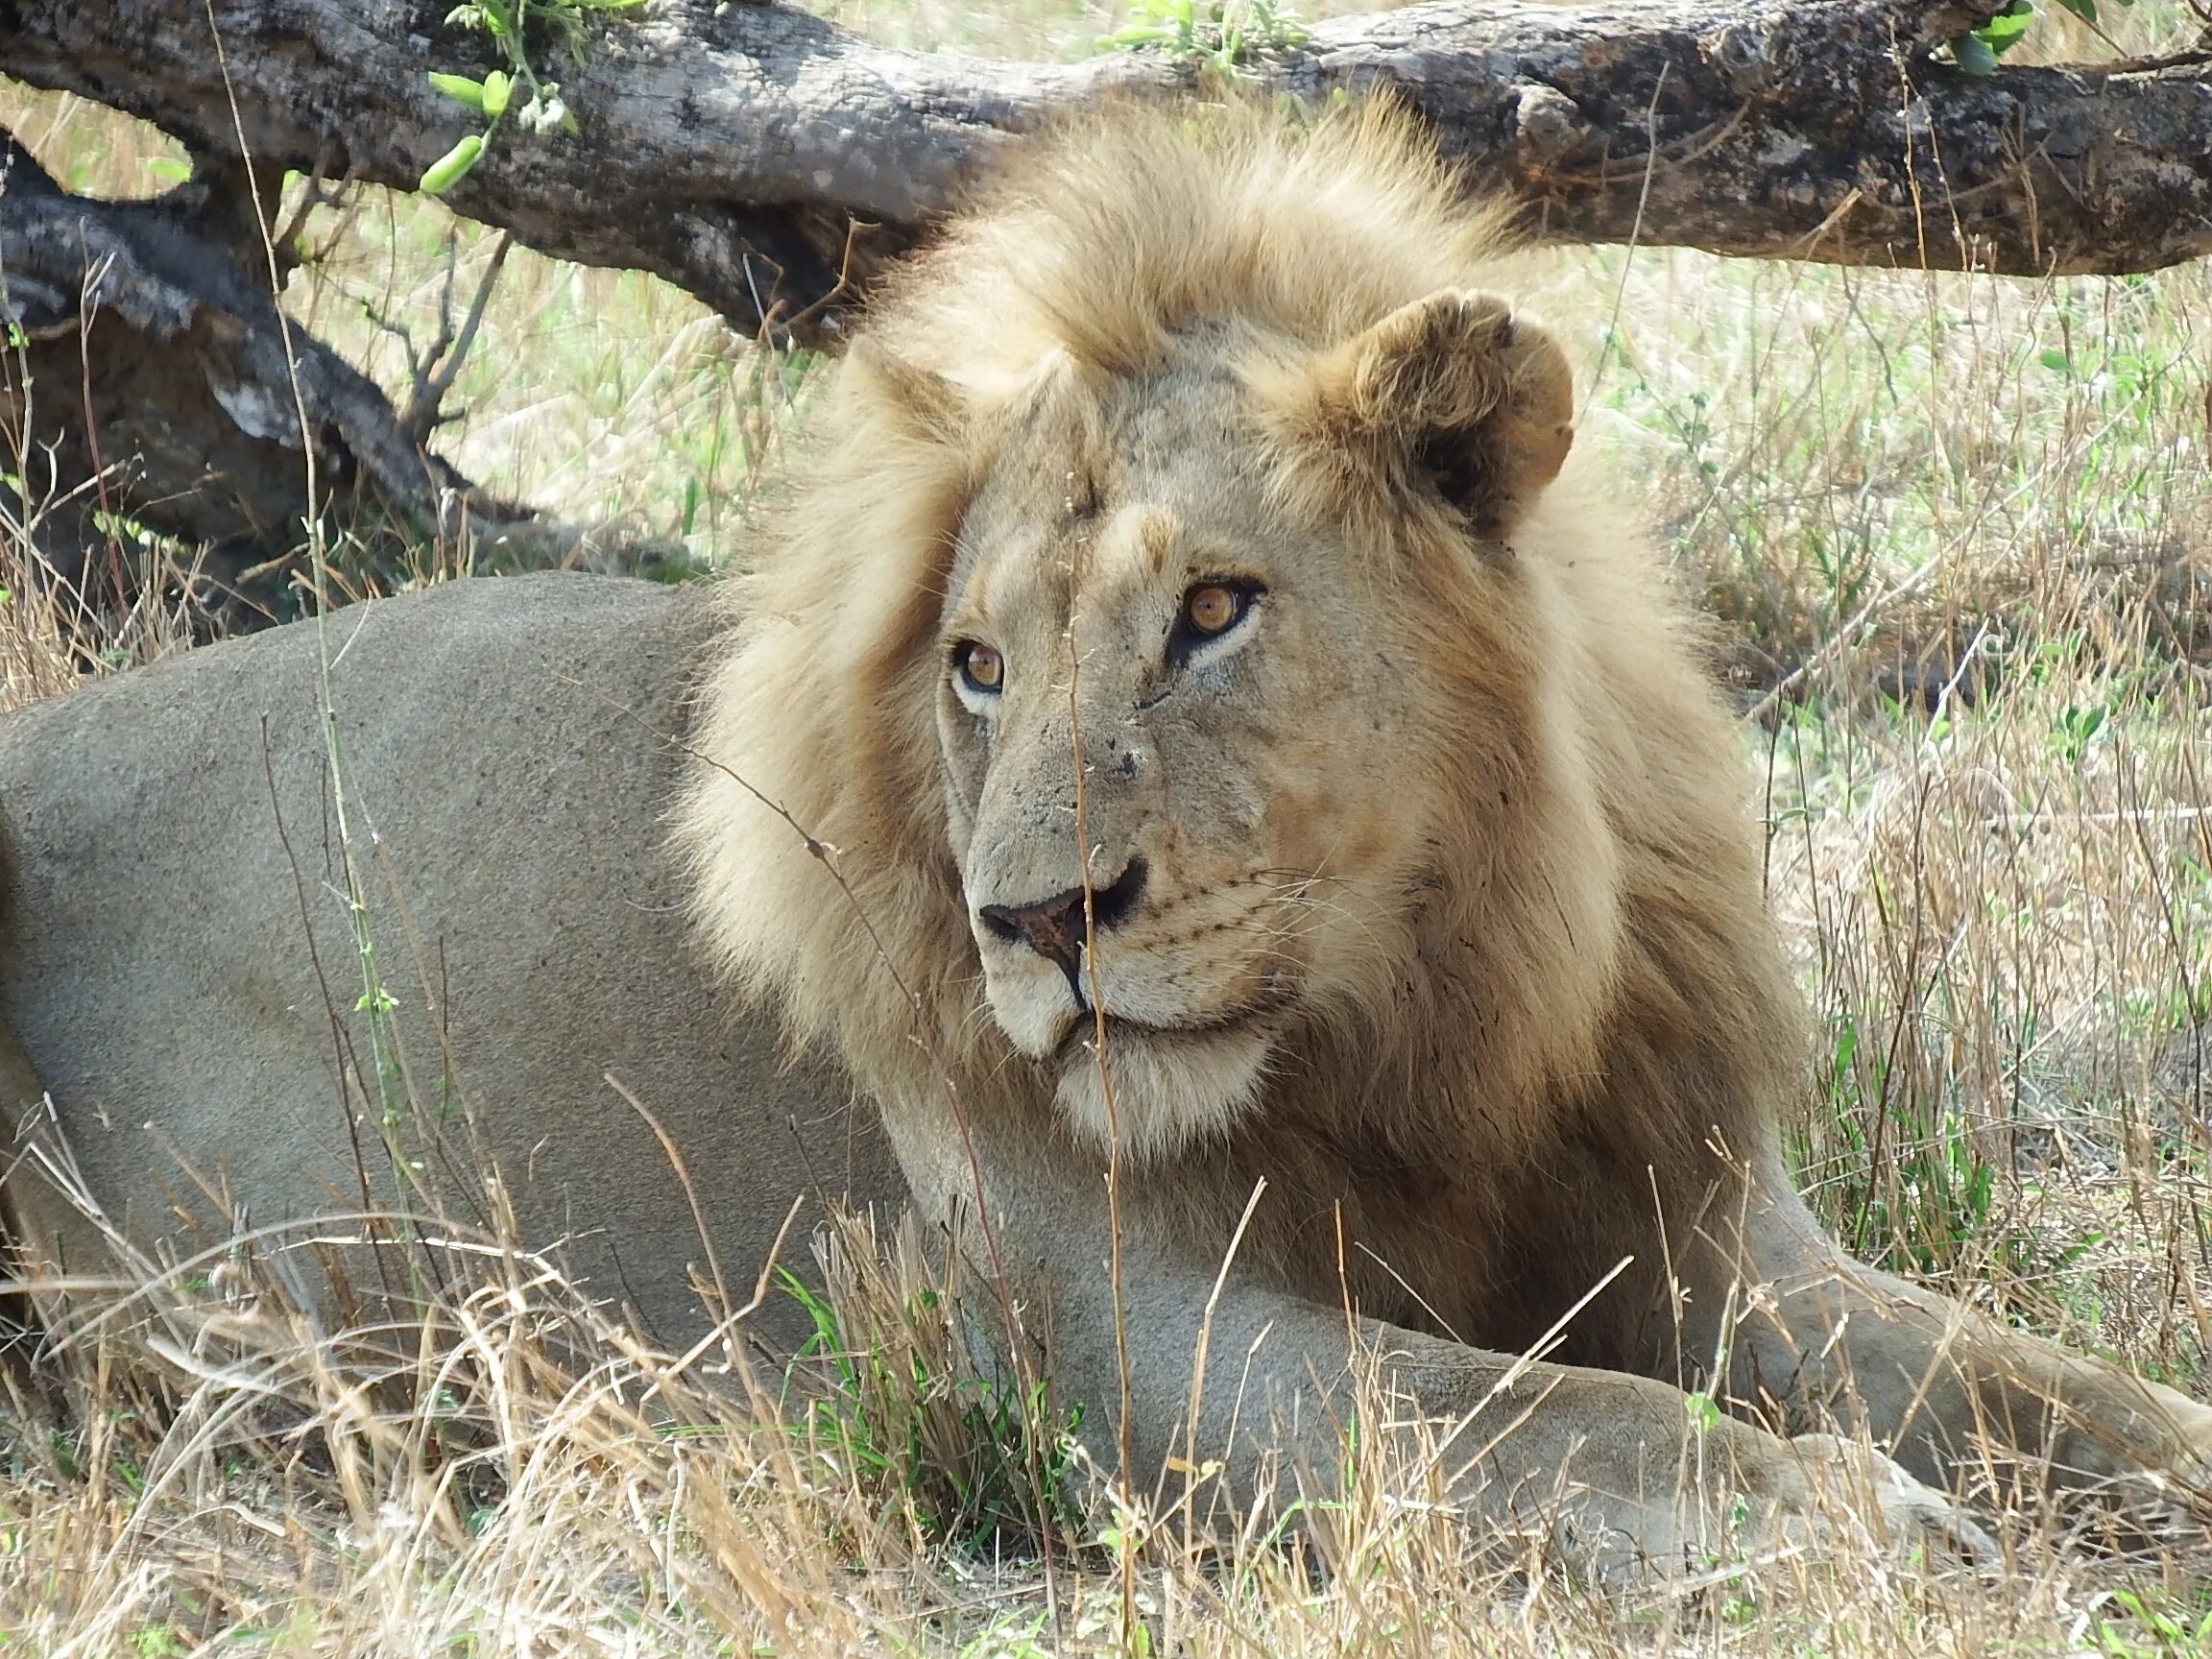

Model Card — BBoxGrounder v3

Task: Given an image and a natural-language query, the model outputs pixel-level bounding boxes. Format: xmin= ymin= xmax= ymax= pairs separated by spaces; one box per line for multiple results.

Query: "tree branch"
xmin=0 ymin=128 xmax=591 ymax=623
xmin=3 ymin=1 xmax=2208 ymax=347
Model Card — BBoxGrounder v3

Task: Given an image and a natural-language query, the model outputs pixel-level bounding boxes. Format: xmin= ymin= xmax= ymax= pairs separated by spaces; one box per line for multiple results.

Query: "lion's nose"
xmin=978 ymin=857 xmax=1148 ymax=973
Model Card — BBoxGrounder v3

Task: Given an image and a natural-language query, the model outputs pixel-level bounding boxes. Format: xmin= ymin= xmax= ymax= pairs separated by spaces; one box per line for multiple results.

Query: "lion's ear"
xmin=1311 ymin=289 xmax=1574 ymax=538
xmin=843 ymin=337 xmax=968 ymax=445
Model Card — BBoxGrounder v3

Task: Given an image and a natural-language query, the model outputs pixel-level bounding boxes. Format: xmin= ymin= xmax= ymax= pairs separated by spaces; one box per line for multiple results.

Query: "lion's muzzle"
xmin=975 ymin=854 xmax=1148 ymax=1007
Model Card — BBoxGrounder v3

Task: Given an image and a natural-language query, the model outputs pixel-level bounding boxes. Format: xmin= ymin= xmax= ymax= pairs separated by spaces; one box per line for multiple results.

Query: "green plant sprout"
xmin=1100 ymin=0 xmax=1309 ymax=74
xmin=1947 ymin=0 xmax=2129 ymax=77
xmin=421 ymin=0 xmax=644 ymax=195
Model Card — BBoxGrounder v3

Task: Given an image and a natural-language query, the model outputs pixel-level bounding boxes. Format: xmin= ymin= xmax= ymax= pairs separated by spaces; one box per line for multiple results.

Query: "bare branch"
xmin=2 ymin=2 xmax=2207 ymax=347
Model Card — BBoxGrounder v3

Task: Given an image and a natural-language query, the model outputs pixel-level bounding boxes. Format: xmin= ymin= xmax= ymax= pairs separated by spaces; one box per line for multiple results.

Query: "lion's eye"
xmin=955 ymin=641 xmax=1003 ymax=694
xmin=1166 ymin=579 xmax=1262 ymax=673
xmin=1183 ymin=584 xmax=1244 ymax=637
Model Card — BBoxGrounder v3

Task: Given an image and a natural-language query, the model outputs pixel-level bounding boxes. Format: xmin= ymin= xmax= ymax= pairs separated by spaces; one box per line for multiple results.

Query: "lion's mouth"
xmin=1043 ymin=1001 xmax=1282 ymax=1155
xmin=1048 ymin=999 xmax=1279 ymax=1069
xmin=1039 ymin=953 xmax=1298 ymax=1070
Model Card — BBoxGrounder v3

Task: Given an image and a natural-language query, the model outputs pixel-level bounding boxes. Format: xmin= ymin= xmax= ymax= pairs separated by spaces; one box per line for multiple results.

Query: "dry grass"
xmin=11 ymin=1190 xmax=2212 ymax=1658
xmin=7 ymin=9 xmax=2212 ymax=1649
xmin=1582 ymin=248 xmax=2212 ymax=1352
xmin=9 ymin=1220 xmax=2212 ymax=1658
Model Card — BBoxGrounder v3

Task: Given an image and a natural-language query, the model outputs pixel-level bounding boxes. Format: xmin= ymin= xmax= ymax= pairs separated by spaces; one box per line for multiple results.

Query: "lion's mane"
xmin=675 ymin=102 xmax=1805 ymax=1332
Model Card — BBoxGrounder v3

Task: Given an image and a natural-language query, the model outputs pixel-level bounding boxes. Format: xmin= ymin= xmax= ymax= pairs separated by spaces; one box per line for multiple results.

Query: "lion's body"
xmin=0 ymin=574 xmax=897 ymax=1353
xmin=8 ymin=104 xmax=2211 ymax=1574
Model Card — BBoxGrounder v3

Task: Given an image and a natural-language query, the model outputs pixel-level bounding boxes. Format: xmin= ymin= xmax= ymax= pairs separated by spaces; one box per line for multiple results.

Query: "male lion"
xmin=6 ymin=104 xmax=2211 ymax=1576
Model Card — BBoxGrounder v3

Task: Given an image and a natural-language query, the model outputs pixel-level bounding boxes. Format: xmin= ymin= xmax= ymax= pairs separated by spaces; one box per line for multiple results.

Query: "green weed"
xmin=1098 ymin=0 xmax=1309 ymax=70
xmin=779 ymin=1238 xmax=1086 ymax=1555
xmin=421 ymin=1 xmax=646 ymax=194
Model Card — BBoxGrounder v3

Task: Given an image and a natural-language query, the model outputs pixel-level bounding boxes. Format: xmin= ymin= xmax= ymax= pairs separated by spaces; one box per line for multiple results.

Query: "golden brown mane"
xmin=676 ymin=100 xmax=1805 ymax=1347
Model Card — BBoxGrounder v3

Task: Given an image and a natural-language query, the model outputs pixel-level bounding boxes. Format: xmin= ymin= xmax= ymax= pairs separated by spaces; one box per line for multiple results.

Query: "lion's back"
xmin=1 ymin=573 xmax=901 ymax=1349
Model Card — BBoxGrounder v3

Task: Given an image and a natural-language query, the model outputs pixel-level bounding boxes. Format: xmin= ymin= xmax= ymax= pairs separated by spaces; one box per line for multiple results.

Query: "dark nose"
xmin=979 ymin=857 xmax=1148 ymax=974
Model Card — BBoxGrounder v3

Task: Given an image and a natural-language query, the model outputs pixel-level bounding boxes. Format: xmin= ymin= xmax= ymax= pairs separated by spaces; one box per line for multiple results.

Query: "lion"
xmin=6 ymin=102 xmax=2211 ymax=1577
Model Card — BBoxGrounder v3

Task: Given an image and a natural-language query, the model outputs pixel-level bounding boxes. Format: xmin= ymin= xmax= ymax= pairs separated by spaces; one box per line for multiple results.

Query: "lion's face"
xmin=683 ymin=113 xmax=1640 ymax=1174
xmin=929 ymin=297 xmax=1576 ymax=1155
xmin=937 ymin=366 xmax=1412 ymax=1153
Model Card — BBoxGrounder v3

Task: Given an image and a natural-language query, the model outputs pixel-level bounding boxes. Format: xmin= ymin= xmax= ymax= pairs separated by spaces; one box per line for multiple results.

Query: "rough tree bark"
xmin=2 ymin=0 xmax=2210 ymax=598
xmin=0 ymin=137 xmax=622 ymax=624
xmin=0 ymin=135 xmax=524 ymax=624
xmin=9 ymin=0 xmax=2212 ymax=342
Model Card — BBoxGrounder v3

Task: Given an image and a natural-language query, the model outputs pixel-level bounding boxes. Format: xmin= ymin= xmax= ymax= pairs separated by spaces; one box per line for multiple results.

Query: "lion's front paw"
xmin=1779 ymin=1432 xmax=1999 ymax=1571
xmin=2056 ymin=1393 xmax=2212 ymax=1545
xmin=2090 ymin=1464 xmax=2212 ymax=1546
xmin=2021 ymin=1382 xmax=2212 ymax=1546
xmin=1534 ymin=1429 xmax=1995 ymax=1585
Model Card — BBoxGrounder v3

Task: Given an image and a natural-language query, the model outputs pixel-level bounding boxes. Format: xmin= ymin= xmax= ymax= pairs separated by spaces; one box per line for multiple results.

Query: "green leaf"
xmin=2056 ymin=0 xmax=2098 ymax=19
xmin=428 ymin=71 xmax=490 ymax=113
xmin=2039 ymin=347 xmax=2072 ymax=373
xmin=1950 ymin=32 xmax=2000 ymax=75
xmin=142 ymin=156 xmax=192 ymax=185
xmin=419 ymin=132 xmax=484 ymax=195
xmin=1974 ymin=1 xmax=2034 ymax=54
xmin=480 ymin=68 xmax=512 ymax=117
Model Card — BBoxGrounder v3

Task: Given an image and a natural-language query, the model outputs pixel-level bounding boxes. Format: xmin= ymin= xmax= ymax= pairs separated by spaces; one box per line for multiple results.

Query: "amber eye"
xmin=1165 ymin=578 xmax=1263 ymax=673
xmin=955 ymin=641 xmax=1003 ymax=694
xmin=1184 ymin=584 xmax=1244 ymax=637
xmin=1194 ymin=579 xmax=1264 ymax=641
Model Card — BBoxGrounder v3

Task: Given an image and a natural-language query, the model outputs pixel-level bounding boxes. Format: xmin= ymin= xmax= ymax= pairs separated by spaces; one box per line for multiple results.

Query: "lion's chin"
xmin=1049 ymin=1017 xmax=1273 ymax=1161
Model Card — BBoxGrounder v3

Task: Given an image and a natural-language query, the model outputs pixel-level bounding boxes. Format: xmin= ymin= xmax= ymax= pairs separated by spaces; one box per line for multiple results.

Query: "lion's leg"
xmin=892 ymin=1106 xmax=1983 ymax=1576
xmin=1679 ymin=1151 xmax=2212 ymax=1517
xmin=1355 ymin=1318 xmax=1985 ymax=1576
xmin=1012 ymin=1233 xmax=1980 ymax=1577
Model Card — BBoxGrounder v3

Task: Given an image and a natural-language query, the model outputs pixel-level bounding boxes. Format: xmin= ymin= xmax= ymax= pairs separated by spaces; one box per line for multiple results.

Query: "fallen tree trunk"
xmin=5 ymin=1 xmax=2212 ymax=348
xmin=0 ymin=134 xmax=637 ymax=626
